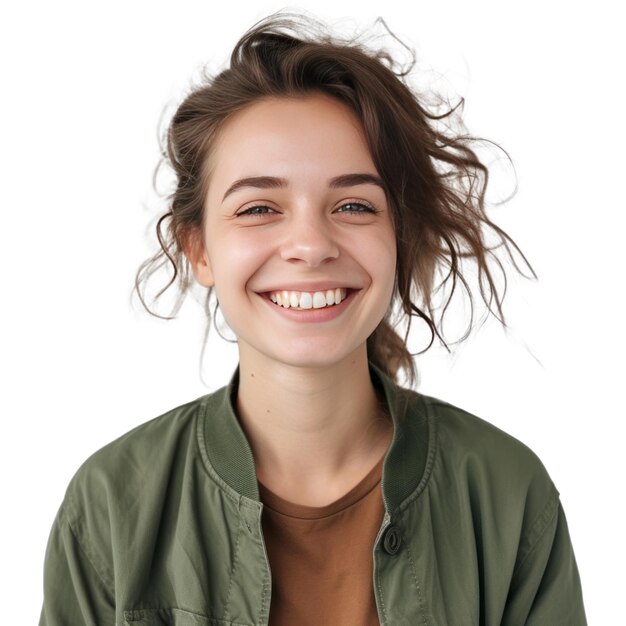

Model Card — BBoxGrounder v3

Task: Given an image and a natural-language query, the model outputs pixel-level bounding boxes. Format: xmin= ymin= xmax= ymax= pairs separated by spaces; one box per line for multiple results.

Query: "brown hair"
xmin=133 ymin=10 xmax=535 ymax=388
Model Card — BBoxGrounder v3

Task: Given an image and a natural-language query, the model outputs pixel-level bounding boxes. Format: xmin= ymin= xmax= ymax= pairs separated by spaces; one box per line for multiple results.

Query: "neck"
xmin=234 ymin=344 xmax=392 ymax=492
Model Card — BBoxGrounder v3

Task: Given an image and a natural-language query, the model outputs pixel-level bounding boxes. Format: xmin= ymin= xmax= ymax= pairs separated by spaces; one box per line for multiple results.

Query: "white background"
xmin=1 ymin=0 xmax=622 ymax=622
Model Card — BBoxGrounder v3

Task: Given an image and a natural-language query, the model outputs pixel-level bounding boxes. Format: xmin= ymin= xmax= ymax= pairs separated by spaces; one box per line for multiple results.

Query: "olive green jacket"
xmin=40 ymin=363 xmax=587 ymax=625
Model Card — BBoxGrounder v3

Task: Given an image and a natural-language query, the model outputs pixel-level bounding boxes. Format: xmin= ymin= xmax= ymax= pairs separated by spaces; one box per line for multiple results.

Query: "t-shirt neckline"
xmin=257 ymin=451 xmax=385 ymax=520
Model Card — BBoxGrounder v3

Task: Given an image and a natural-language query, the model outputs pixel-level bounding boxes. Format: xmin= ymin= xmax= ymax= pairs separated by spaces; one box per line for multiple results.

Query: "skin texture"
xmin=187 ymin=93 xmax=396 ymax=504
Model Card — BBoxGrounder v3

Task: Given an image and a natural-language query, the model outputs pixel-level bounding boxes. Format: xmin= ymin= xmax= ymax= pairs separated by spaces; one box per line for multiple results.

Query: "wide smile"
xmin=267 ymin=287 xmax=349 ymax=310
xmin=257 ymin=288 xmax=360 ymax=322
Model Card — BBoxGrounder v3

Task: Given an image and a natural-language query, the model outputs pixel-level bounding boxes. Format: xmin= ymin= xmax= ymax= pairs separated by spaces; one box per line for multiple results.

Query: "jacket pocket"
xmin=123 ymin=607 xmax=239 ymax=626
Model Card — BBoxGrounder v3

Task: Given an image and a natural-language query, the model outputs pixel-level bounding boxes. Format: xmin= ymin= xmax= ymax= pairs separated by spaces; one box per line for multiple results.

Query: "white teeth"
xmin=299 ymin=293 xmax=313 ymax=309
xmin=312 ymin=292 xmax=326 ymax=309
xmin=268 ymin=288 xmax=348 ymax=309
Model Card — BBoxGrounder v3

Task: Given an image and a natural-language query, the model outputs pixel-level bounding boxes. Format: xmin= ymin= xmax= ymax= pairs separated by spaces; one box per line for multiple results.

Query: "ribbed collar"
xmin=200 ymin=361 xmax=433 ymax=517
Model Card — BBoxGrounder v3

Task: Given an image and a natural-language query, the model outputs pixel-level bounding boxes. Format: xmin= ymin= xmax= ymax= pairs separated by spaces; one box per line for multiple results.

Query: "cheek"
xmin=209 ymin=234 xmax=271 ymax=311
xmin=211 ymin=232 xmax=266 ymax=278
xmin=365 ymin=231 xmax=396 ymax=279
xmin=373 ymin=236 xmax=397 ymax=309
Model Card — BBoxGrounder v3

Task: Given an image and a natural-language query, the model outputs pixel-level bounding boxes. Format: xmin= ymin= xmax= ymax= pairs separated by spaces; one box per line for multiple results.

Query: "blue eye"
xmin=236 ymin=205 xmax=275 ymax=217
xmin=236 ymin=202 xmax=379 ymax=217
xmin=336 ymin=202 xmax=378 ymax=214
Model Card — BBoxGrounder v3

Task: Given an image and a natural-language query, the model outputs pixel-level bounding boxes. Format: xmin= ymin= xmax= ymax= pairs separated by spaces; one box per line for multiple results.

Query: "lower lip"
xmin=259 ymin=290 xmax=359 ymax=323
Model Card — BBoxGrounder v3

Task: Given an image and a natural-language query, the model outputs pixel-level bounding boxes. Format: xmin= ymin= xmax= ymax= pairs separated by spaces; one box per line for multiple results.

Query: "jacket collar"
xmin=200 ymin=361 xmax=432 ymax=516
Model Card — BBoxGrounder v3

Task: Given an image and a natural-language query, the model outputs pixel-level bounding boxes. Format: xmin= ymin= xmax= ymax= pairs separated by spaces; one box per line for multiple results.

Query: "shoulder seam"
xmin=64 ymin=491 xmax=116 ymax=595
xmin=513 ymin=487 xmax=560 ymax=575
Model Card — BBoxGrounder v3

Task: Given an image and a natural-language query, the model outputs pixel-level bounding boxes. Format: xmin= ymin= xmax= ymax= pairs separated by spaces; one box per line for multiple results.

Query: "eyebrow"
xmin=221 ymin=173 xmax=385 ymax=203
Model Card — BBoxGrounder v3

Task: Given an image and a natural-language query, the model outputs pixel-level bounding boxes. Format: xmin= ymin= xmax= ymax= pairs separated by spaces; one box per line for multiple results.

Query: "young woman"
xmin=39 ymin=12 xmax=587 ymax=625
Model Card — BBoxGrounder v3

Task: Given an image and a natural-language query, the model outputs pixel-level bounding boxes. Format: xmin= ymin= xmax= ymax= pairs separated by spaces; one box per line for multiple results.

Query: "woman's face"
xmin=191 ymin=92 xmax=397 ymax=372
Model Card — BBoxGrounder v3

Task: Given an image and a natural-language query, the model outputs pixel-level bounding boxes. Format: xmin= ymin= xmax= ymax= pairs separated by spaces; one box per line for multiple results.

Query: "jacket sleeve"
xmin=502 ymin=496 xmax=587 ymax=625
xmin=39 ymin=501 xmax=116 ymax=626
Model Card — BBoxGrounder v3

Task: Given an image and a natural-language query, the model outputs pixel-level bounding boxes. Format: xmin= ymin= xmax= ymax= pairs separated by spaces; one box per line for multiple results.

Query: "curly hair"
xmin=133 ymin=10 xmax=535 ymax=388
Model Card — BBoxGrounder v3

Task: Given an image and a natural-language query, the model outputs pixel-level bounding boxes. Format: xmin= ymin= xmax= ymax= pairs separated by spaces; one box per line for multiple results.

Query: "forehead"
xmin=206 ymin=93 xmax=378 ymax=191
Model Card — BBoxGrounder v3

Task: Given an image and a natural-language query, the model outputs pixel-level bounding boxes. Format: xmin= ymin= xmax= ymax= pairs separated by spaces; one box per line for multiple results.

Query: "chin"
xmin=273 ymin=344 xmax=367 ymax=371
xmin=237 ymin=332 xmax=370 ymax=372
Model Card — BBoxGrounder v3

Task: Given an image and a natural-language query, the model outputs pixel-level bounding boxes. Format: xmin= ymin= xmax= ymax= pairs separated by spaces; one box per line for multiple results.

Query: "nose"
xmin=279 ymin=213 xmax=340 ymax=267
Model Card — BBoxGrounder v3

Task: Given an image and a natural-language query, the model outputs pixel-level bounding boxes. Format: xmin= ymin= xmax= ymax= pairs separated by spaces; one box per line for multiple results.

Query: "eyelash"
xmin=337 ymin=202 xmax=380 ymax=215
xmin=236 ymin=201 xmax=379 ymax=217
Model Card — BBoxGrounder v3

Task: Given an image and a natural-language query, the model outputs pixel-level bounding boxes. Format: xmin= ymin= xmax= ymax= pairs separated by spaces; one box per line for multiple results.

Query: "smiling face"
xmin=187 ymin=92 xmax=397 ymax=373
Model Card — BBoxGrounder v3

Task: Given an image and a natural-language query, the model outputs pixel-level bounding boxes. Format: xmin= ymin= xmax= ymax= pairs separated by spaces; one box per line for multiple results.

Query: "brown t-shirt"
xmin=258 ymin=453 xmax=386 ymax=626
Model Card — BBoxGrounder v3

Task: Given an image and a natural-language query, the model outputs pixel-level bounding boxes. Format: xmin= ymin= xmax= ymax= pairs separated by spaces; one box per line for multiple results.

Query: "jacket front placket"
xmin=369 ymin=363 xmax=433 ymax=626
xmin=201 ymin=363 xmax=432 ymax=626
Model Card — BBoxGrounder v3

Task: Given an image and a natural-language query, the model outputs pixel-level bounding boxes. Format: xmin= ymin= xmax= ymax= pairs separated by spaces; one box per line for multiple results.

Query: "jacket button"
xmin=382 ymin=525 xmax=402 ymax=555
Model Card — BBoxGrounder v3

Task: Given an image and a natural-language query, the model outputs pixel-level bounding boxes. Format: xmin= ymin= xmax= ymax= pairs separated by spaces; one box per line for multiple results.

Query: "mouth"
xmin=262 ymin=288 xmax=356 ymax=310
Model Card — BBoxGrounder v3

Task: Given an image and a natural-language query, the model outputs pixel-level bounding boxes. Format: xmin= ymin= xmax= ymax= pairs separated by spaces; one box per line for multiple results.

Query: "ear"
xmin=183 ymin=228 xmax=214 ymax=288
